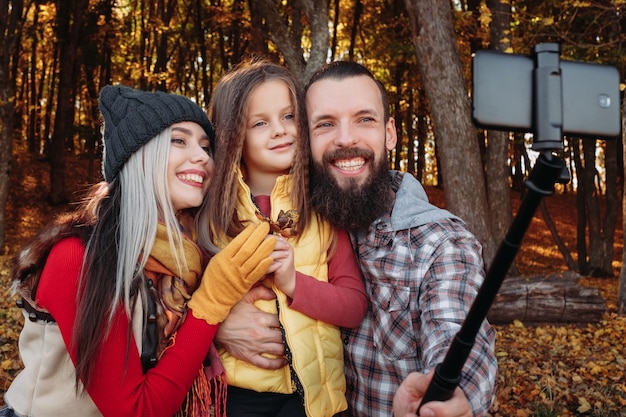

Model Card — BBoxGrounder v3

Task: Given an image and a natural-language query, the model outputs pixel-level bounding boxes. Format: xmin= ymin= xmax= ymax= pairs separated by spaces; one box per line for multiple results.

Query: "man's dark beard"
xmin=310 ymin=149 xmax=392 ymax=231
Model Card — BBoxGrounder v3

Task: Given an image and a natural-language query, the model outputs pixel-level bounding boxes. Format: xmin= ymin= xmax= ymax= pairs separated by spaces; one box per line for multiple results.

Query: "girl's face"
xmin=167 ymin=121 xmax=214 ymax=211
xmin=242 ymin=79 xmax=297 ymax=178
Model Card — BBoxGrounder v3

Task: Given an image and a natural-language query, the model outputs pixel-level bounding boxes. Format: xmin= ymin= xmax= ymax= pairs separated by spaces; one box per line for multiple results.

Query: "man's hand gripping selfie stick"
xmin=417 ymin=43 xmax=580 ymax=415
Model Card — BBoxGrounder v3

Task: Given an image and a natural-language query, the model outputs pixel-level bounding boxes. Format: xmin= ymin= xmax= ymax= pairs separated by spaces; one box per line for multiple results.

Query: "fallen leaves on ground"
xmin=490 ymin=310 xmax=626 ymax=416
xmin=1 ymin=155 xmax=625 ymax=415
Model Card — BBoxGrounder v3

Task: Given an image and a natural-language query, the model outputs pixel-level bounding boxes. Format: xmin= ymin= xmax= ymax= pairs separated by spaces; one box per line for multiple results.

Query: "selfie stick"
xmin=417 ymin=44 xmax=570 ymax=414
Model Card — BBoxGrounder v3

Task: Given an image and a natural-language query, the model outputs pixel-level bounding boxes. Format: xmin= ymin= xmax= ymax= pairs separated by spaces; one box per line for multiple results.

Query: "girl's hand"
xmin=267 ymin=236 xmax=296 ymax=297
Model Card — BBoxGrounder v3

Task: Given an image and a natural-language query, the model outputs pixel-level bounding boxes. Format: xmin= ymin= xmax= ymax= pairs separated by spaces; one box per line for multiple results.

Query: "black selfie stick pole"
xmin=416 ymin=153 xmax=567 ymax=413
xmin=416 ymin=43 xmax=568 ymax=415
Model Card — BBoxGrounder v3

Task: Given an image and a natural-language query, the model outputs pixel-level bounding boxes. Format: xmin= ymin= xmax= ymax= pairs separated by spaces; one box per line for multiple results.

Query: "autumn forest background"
xmin=1 ymin=0 xmax=626 ymax=416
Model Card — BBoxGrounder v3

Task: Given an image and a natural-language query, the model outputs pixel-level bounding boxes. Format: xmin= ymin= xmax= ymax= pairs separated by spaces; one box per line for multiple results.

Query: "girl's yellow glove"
xmin=188 ymin=222 xmax=275 ymax=325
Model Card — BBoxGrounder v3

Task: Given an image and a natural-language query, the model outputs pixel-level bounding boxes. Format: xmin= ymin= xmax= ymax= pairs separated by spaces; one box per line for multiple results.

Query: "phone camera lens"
xmin=598 ymin=94 xmax=611 ymax=108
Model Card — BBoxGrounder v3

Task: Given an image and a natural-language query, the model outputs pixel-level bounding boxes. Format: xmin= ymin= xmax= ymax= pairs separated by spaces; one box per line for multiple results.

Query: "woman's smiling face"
xmin=167 ymin=121 xmax=214 ymax=211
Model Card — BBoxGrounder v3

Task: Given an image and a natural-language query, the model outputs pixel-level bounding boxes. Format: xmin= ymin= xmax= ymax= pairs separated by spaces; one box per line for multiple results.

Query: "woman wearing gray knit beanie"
xmin=2 ymin=85 xmax=276 ymax=417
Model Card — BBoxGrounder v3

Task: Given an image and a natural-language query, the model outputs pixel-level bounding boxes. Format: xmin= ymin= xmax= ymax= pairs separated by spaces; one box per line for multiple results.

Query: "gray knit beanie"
xmin=99 ymin=85 xmax=215 ymax=182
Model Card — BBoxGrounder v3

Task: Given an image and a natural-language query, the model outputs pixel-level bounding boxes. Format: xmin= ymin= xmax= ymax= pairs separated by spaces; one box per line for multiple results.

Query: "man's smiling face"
xmin=306 ymin=74 xmax=397 ymax=190
xmin=306 ymin=74 xmax=397 ymax=230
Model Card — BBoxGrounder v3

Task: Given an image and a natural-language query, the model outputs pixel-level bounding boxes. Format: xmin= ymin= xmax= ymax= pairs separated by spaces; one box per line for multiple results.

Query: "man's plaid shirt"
xmin=342 ymin=171 xmax=497 ymax=417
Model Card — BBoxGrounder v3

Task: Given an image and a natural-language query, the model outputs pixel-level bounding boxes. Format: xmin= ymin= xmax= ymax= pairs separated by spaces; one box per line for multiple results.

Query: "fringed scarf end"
xmin=175 ymin=365 xmax=227 ymax=417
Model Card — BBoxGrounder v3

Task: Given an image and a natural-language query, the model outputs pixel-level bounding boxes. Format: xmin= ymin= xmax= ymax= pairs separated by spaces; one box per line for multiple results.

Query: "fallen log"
xmin=486 ymin=272 xmax=607 ymax=324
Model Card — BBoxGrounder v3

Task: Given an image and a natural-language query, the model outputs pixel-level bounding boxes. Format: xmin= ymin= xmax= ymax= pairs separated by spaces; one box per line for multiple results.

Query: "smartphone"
xmin=472 ymin=49 xmax=621 ymax=140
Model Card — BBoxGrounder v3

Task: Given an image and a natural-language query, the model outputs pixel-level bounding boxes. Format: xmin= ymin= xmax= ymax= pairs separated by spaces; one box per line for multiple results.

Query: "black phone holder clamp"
xmin=533 ymin=43 xmax=567 ymax=152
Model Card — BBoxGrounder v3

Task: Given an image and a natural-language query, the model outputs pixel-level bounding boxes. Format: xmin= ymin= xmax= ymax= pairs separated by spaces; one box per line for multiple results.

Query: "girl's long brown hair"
xmin=197 ymin=57 xmax=311 ymax=249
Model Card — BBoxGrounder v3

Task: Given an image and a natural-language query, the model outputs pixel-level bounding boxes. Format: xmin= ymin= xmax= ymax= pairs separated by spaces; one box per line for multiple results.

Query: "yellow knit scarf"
xmin=144 ymin=223 xmax=226 ymax=417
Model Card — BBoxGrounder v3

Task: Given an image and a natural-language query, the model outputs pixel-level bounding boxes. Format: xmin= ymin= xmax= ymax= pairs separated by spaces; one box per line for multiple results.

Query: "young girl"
xmin=196 ymin=58 xmax=368 ymax=417
xmin=1 ymin=85 xmax=275 ymax=417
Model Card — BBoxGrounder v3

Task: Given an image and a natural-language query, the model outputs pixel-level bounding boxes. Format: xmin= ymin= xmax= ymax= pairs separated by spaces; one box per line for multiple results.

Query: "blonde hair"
xmin=112 ymin=128 xmax=189 ymax=315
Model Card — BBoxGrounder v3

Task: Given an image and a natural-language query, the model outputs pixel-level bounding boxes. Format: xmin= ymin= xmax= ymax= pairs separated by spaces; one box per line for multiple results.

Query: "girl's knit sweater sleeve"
xmin=35 ymin=237 xmax=217 ymax=417
xmin=289 ymin=229 xmax=367 ymax=328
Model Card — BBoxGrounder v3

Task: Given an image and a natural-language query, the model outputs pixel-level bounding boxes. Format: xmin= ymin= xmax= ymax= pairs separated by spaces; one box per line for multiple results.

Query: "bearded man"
xmin=216 ymin=61 xmax=497 ymax=417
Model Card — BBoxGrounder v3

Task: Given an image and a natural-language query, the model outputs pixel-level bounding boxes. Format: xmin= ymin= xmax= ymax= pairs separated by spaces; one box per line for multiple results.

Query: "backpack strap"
xmin=141 ymin=278 xmax=158 ymax=373
xmin=17 ymin=298 xmax=56 ymax=323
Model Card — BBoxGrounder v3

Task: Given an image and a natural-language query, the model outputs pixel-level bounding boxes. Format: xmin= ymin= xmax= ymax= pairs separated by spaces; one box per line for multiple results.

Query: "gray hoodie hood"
xmin=390 ymin=170 xmax=461 ymax=231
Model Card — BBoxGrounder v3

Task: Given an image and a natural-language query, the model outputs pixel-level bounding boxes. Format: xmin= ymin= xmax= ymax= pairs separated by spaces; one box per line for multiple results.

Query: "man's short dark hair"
xmin=304 ymin=61 xmax=390 ymax=122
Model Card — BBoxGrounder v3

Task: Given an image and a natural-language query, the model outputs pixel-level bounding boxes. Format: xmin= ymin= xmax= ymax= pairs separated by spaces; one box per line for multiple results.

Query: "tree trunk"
xmin=574 ymin=137 xmax=614 ymax=277
xmin=510 ymin=133 xmax=526 ymax=192
xmin=193 ymin=0 xmax=212 ymax=107
xmin=539 ymin=200 xmax=577 ymax=271
xmin=582 ymin=138 xmax=605 ymax=274
xmin=403 ymin=0 xmax=496 ymax=268
xmin=416 ymin=91 xmax=427 ymax=183
xmin=81 ymin=1 xmax=114 ymax=183
xmin=487 ymin=272 xmax=607 ymax=324
xmin=49 ymin=0 xmax=87 ymax=205
xmin=618 ymin=93 xmax=626 ymax=313
xmin=138 ymin=0 xmax=148 ymax=90
xmin=393 ymin=65 xmax=404 ymax=172
xmin=0 ymin=0 xmax=24 ymax=252
xmin=27 ymin=3 xmax=40 ymax=154
xmin=42 ymin=52 xmax=57 ymax=157
xmin=247 ymin=0 xmax=270 ymax=58
xmin=255 ymin=0 xmax=328 ymax=87
xmin=486 ymin=130 xmax=512 ymax=239
xmin=601 ymin=137 xmax=618 ymax=276
xmin=405 ymin=87 xmax=415 ymax=177
xmin=153 ymin=0 xmax=174 ymax=91
xmin=329 ymin=0 xmax=340 ymax=60
xmin=347 ymin=0 xmax=362 ymax=61
xmin=572 ymin=138 xmax=589 ymax=273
